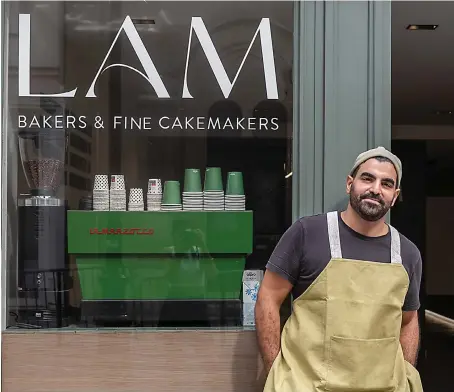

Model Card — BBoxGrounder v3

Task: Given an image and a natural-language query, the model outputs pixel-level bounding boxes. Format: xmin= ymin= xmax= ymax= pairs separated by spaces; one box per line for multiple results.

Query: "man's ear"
xmin=391 ymin=188 xmax=401 ymax=206
xmin=346 ymin=175 xmax=354 ymax=194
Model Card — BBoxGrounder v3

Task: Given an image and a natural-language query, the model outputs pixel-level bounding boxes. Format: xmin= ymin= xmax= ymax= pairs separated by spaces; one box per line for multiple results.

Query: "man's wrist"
xmin=263 ymin=352 xmax=279 ymax=374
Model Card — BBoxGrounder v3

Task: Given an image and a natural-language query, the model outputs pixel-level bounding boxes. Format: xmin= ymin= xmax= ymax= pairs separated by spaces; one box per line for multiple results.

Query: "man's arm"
xmin=255 ymin=220 xmax=304 ymax=374
xmin=400 ymin=310 xmax=420 ymax=366
xmin=255 ymin=270 xmax=293 ymax=374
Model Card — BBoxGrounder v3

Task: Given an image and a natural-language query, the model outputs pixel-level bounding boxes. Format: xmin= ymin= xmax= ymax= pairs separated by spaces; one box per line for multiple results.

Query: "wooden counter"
xmin=2 ymin=329 xmax=266 ymax=392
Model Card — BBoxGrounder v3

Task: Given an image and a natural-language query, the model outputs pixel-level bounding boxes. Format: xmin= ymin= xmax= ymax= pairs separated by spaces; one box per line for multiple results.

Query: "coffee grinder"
xmin=17 ymin=128 xmax=70 ymax=328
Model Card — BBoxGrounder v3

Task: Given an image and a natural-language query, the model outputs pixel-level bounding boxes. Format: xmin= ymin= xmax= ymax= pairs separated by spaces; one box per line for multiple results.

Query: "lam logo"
xmin=18 ymin=14 xmax=279 ymax=99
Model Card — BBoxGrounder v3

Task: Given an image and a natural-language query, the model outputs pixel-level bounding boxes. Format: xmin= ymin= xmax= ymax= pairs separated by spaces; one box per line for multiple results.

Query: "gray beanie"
xmin=350 ymin=146 xmax=402 ymax=188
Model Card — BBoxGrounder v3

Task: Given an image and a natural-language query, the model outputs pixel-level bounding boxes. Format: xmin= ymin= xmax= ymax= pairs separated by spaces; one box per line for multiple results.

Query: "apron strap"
xmin=327 ymin=211 xmax=342 ymax=259
xmin=389 ymin=225 xmax=402 ymax=264
xmin=327 ymin=211 xmax=403 ymax=264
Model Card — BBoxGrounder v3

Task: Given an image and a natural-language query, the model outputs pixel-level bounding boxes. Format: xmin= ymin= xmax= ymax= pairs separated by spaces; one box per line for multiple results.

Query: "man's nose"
xmin=370 ymin=181 xmax=382 ymax=194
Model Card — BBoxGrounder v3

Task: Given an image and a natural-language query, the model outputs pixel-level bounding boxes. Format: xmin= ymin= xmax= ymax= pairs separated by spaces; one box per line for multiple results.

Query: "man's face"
xmin=347 ymin=158 xmax=400 ymax=222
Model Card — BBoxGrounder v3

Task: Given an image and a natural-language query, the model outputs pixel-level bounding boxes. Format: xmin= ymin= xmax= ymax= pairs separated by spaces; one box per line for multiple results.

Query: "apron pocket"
xmin=325 ymin=335 xmax=398 ymax=392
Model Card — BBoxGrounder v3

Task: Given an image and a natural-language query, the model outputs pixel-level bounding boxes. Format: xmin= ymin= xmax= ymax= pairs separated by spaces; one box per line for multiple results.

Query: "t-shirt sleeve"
xmin=265 ymin=220 xmax=304 ymax=286
xmin=403 ymin=250 xmax=422 ymax=311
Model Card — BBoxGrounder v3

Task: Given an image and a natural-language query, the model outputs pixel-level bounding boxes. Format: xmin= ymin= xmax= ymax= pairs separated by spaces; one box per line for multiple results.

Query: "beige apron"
xmin=263 ymin=211 xmax=423 ymax=392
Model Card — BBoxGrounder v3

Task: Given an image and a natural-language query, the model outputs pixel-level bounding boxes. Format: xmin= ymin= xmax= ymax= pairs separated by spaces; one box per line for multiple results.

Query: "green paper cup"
xmin=226 ymin=172 xmax=244 ymax=195
xmin=204 ymin=167 xmax=223 ymax=192
xmin=162 ymin=181 xmax=181 ymax=204
xmin=184 ymin=169 xmax=202 ymax=193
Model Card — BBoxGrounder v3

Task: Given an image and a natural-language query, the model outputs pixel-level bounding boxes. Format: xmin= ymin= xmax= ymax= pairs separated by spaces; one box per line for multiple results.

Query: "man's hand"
xmin=255 ymin=270 xmax=293 ymax=374
xmin=400 ymin=310 xmax=420 ymax=366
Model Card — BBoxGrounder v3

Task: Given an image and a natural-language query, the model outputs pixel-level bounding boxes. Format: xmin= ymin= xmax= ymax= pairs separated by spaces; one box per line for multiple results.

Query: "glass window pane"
xmin=5 ymin=1 xmax=293 ymax=330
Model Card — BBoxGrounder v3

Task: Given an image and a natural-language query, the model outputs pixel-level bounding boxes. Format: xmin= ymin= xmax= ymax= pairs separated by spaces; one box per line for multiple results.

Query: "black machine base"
xmin=12 ymin=289 xmax=72 ymax=329
xmin=80 ymin=300 xmax=244 ymax=328
xmin=15 ymin=202 xmax=71 ymax=329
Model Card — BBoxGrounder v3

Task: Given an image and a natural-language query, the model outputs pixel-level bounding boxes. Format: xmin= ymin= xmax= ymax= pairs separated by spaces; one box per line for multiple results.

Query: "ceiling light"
xmin=435 ymin=110 xmax=453 ymax=116
xmin=406 ymin=24 xmax=438 ymax=30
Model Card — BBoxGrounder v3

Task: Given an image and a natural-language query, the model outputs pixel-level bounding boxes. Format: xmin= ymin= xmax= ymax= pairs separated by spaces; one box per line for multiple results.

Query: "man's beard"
xmin=350 ymin=185 xmax=392 ymax=222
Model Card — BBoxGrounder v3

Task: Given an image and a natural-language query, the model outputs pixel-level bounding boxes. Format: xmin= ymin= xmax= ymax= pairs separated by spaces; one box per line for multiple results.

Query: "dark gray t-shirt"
xmin=266 ymin=212 xmax=422 ymax=311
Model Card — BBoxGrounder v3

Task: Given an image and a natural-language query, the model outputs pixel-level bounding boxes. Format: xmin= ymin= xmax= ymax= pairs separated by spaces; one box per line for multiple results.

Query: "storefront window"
xmin=4 ymin=1 xmax=294 ymax=329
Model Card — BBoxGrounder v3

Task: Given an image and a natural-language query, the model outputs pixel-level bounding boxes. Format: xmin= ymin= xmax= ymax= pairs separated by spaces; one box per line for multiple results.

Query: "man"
xmin=256 ymin=146 xmax=423 ymax=392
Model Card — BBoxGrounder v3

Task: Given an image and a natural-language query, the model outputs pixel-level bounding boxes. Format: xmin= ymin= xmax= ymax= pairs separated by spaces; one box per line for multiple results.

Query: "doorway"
xmin=391 ymin=2 xmax=454 ymax=390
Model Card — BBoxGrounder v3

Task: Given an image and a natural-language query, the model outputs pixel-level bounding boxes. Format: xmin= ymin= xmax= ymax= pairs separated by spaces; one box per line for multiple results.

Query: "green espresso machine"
xmin=67 ymin=171 xmax=253 ymax=327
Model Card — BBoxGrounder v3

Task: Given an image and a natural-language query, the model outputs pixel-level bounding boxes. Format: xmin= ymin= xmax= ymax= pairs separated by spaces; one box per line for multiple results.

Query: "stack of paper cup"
xmin=110 ymin=175 xmax=126 ymax=210
xmin=147 ymin=179 xmax=162 ymax=211
xmin=161 ymin=181 xmax=183 ymax=211
xmin=128 ymin=188 xmax=144 ymax=211
xmin=203 ymin=167 xmax=225 ymax=211
xmin=225 ymin=172 xmax=246 ymax=211
xmin=182 ymin=169 xmax=203 ymax=211
xmin=92 ymin=175 xmax=109 ymax=211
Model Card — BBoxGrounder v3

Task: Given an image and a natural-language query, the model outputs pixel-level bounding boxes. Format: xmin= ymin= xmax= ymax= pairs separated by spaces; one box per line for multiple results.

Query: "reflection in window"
xmin=5 ymin=1 xmax=294 ymax=330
